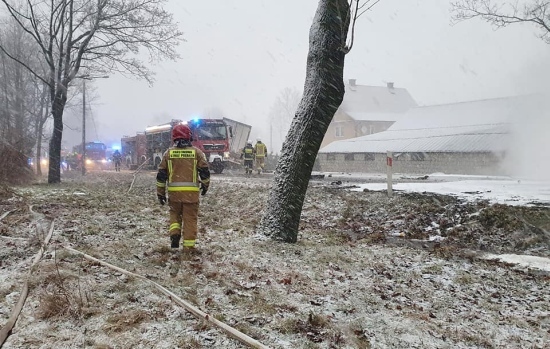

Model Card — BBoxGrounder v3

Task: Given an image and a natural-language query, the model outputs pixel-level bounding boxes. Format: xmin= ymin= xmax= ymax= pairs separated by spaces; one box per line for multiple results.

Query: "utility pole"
xmin=269 ymin=123 xmax=273 ymax=155
xmin=82 ymin=80 xmax=86 ymax=176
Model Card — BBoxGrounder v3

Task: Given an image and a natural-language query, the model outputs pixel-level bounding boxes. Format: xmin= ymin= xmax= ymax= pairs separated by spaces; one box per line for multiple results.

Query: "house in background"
xmin=318 ymin=94 xmax=547 ymax=176
xmin=321 ymin=79 xmax=417 ymax=148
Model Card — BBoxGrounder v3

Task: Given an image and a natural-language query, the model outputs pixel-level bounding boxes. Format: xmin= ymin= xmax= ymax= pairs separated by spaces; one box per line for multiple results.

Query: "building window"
xmin=327 ymin=153 xmax=335 ymax=161
xmin=364 ymin=153 xmax=375 ymax=161
xmin=344 ymin=153 xmax=354 ymax=161
xmin=410 ymin=152 xmax=426 ymax=161
xmin=335 ymin=124 xmax=344 ymax=138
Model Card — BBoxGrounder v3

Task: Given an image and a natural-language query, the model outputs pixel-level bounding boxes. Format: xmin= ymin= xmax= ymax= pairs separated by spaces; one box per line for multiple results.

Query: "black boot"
xmin=170 ymin=235 xmax=181 ymax=248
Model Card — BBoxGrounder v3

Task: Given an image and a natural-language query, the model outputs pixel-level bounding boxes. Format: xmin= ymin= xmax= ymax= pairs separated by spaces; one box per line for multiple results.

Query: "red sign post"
xmin=386 ymin=151 xmax=393 ymax=197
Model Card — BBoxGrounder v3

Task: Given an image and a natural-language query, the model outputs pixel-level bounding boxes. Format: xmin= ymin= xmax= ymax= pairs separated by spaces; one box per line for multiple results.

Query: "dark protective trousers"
xmin=168 ymin=201 xmax=199 ymax=248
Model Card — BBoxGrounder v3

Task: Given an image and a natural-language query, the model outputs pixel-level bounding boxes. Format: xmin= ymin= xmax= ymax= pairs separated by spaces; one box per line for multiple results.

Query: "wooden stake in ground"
xmin=0 ymin=221 xmax=55 ymax=348
xmin=64 ymin=246 xmax=271 ymax=349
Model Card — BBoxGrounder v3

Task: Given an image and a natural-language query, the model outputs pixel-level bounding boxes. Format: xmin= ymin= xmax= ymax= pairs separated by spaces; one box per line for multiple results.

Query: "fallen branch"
xmin=0 ymin=220 xmax=55 ymax=348
xmin=134 ymin=157 xmax=150 ymax=173
xmin=128 ymin=157 xmax=150 ymax=193
xmin=0 ymin=236 xmax=27 ymax=241
xmin=0 ymin=210 xmax=13 ymax=222
xmin=63 ymin=246 xmax=271 ymax=349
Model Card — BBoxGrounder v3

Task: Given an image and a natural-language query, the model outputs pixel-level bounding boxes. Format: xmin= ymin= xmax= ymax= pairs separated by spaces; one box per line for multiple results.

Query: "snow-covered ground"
xmin=345 ymin=173 xmax=550 ymax=273
xmin=351 ymin=173 xmax=550 ymax=207
xmin=1 ymin=171 xmax=549 ymax=349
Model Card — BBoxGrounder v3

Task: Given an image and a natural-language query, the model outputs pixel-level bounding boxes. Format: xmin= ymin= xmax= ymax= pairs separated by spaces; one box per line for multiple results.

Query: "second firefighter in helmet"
xmin=254 ymin=138 xmax=267 ymax=174
xmin=240 ymin=140 xmax=254 ymax=175
xmin=156 ymin=123 xmax=210 ymax=252
xmin=112 ymin=150 xmax=122 ymax=172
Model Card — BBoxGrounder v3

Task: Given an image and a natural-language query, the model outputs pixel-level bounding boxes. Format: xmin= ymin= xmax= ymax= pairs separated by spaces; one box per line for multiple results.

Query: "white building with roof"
xmin=320 ymin=79 xmax=417 ymax=148
xmin=318 ymin=94 xmax=547 ymax=176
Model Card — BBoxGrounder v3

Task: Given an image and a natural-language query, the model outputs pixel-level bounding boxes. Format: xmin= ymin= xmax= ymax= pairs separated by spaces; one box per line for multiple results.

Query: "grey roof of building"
xmin=321 ymin=94 xmax=545 ymax=153
xmin=346 ymin=111 xmax=407 ymax=122
xmin=320 ymin=124 xmax=509 ymax=153
xmin=340 ymin=83 xmax=418 ymax=115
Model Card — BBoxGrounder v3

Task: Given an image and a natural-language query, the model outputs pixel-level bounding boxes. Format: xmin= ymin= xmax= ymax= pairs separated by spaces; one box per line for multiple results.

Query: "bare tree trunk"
xmin=14 ymin=63 xmax=24 ymax=149
xmin=259 ymin=0 xmax=350 ymax=243
xmin=48 ymin=91 xmax=66 ymax=183
xmin=1 ymin=58 xmax=11 ymax=144
xmin=36 ymin=135 xmax=42 ymax=175
xmin=35 ymin=86 xmax=49 ymax=176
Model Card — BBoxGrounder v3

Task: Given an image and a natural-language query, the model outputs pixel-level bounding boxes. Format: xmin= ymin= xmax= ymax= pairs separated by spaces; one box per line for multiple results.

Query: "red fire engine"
xmin=144 ymin=118 xmax=232 ymax=173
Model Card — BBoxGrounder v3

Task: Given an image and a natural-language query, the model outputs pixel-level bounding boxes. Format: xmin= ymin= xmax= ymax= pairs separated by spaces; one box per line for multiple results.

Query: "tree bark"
xmin=47 ymin=90 xmax=66 ymax=183
xmin=35 ymin=86 xmax=49 ymax=176
xmin=259 ymin=0 xmax=350 ymax=243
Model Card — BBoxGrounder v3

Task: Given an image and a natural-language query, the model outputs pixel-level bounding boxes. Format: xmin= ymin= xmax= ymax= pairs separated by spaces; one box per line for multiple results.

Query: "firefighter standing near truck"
xmin=156 ymin=124 xmax=210 ymax=253
xmin=254 ymin=138 xmax=267 ymax=174
xmin=112 ymin=150 xmax=122 ymax=172
xmin=240 ymin=140 xmax=255 ymax=175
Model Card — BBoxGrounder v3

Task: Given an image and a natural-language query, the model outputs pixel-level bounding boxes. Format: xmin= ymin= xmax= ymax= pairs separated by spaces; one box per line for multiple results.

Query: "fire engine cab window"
xmin=86 ymin=143 xmax=106 ymax=150
xmin=196 ymin=125 xmax=227 ymax=140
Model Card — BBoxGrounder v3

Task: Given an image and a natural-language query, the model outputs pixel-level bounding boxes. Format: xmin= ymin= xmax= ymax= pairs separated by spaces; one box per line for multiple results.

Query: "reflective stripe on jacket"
xmin=254 ymin=143 xmax=267 ymax=157
xmin=167 ymin=149 xmax=199 ymax=192
xmin=242 ymin=146 xmax=254 ymax=160
xmin=157 ymin=146 xmax=209 ymax=203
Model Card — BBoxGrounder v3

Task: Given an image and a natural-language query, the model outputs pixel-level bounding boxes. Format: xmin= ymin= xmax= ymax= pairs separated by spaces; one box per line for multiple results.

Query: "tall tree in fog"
xmin=0 ymin=19 xmax=48 ymax=182
xmin=0 ymin=0 xmax=182 ymax=183
xmin=260 ymin=0 xmax=378 ymax=243
xmin=452 ymin=0 xmax=550 ymax=44
xmin=268 ymin=87 xmax=301 ymax=152
xmin=31 ymin=80 xmax=51 ymax=176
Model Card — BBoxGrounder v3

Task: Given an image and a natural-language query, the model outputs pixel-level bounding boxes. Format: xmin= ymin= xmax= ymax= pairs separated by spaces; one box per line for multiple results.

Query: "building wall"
xmin=321 ymin=111 xmax=354 ymax=148
xmin=354 ymin=120 xmax=395 ymax=137
xmin=317 ymin=152 xmax=505 ymax=175
xmin=321 ymin=112 xmax=396 ymax=148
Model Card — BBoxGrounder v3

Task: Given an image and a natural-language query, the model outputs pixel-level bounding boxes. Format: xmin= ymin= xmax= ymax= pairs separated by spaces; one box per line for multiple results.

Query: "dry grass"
xmin=0 ymin=283 xmax=16 ymax=300
xmin=2 ymin=172 xmax=549 ymax=349
xmin=277 ymin=311 xmax=332 ymax=344
xmin=0 ymin=145 xmax=34 ymax=185
xmin=35 ymin=270 xmax=93 ymax=320
xmin=345 ymin=321 xmax=372 ymax=349
xmin=103 ymin=309 xmax=150 ymax=332
xmin=454 ymin=271 xmax=475 ymax=285
xmin=176 ymin=337 xmax=204 ymax=348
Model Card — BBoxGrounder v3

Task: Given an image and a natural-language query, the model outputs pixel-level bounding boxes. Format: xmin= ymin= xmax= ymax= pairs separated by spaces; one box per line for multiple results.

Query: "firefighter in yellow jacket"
xmin=254 ymin=138 xmax=267 ymax=174
xmin=156 ymin=124 xmax=210 ymax=252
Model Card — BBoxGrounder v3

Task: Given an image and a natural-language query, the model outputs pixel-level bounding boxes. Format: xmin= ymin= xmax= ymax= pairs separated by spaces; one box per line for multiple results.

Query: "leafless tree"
xmin=0 ymin=0 xmax=183 ymax=183
xmin=268 ymin=87 xmax=301 ymax=152
xmin=451 ymin=0 xmax=550 ymax=44
xmin=259 ymin=0 xmax=380 ymax=243
xmin=0 ymin=18 xmax=43 ymax=183
xmin=30 ymin=80 xmax=51 ymax=175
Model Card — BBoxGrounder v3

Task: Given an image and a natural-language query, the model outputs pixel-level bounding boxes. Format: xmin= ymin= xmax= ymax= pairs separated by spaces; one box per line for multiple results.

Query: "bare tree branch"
xmin=0 ymin=0 xmax=184 ymax=183
xmin=343 ymin=0 xmax=382 ymax=54
xmin=357 ymin=0 xmax=381 ymax=18
xmin=0 ymin=44 xmax=50 ymax=86
xmin=451 ymin=0 xmax=550 ymax=44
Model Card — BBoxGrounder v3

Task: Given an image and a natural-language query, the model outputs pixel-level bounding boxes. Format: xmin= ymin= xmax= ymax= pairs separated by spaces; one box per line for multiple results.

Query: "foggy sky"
xmin=60 ymin=0 xmax=550 ymax=153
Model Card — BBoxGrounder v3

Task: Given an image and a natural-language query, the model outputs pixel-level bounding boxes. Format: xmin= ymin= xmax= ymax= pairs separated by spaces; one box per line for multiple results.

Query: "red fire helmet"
xmin=172 ymin=124 xmax=192 ymax=141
